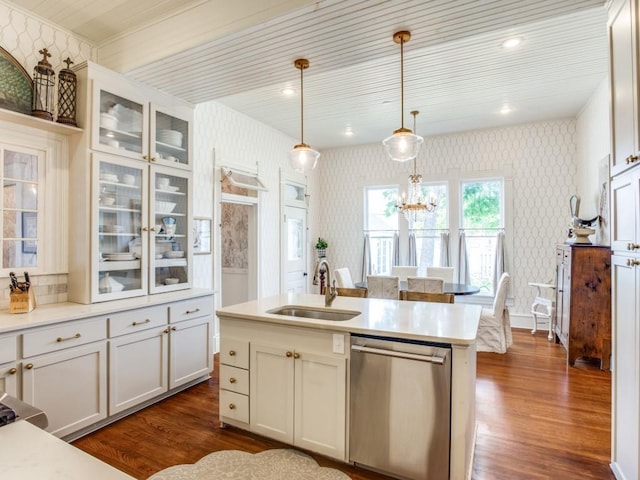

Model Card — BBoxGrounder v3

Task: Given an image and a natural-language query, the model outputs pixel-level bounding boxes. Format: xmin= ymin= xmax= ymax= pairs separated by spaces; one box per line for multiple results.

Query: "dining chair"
xmin=334 ymin=268 xmax=355 ymax=288
xmin=404 ymin=291 xmax=454 ymax=303
xmin=426 ymin=267 xmax=455 ymax=283
xmin=336 ymin=287 xmax=367 ymax=298
xmin=407 ymin=276 xmax=444 ymax=293
xmin=366 ymin=275 xmax=399 ymax=299
xmin=476 ymin=272 xmax=512 ymax=353
xmin=391 ymin=266 xmax=418 ymax=282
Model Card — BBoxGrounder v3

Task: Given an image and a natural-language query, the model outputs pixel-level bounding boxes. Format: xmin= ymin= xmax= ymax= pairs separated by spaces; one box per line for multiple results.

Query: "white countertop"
xmin=216 ymin=293 xmax=481 ymax=345
xmin=0 ymin=421 xmax=134 ymax=480
xmin=0 ymin=288 xmax=214 ymax=334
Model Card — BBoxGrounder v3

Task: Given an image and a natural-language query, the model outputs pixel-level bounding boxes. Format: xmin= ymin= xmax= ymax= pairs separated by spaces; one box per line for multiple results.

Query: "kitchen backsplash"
xmin=0 ymin=274 xmax=67 ymax=310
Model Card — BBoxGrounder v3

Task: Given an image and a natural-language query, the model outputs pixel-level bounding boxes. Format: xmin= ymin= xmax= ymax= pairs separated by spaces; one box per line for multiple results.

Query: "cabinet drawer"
xmin=220 ymin=390 xmax=249 ymax=423
xmin=109 ymin=305 xmax=168 ymax=337
xmin=0 ymin=335 xmax=17 ymax=364
xmin=220 ymin=337 xmax=249 ymax=369
xmin=169 ymin=296 xmax=213 ymax=323
xmin=220 ymin=365 xmax=249 ymax=395
xmin=23 ymin=318 xmax=107 ymax=357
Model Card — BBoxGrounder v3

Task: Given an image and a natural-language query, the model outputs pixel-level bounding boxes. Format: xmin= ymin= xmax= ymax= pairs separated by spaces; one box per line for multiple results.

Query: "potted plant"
xmin=315 ymin=237 xmax=328 ymax=258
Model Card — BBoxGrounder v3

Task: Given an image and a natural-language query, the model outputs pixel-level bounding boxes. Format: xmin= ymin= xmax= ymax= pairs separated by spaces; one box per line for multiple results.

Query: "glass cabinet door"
xmin=150 ymin=105 xmax=190 ymax=169
xmin=92 ymin=82 xmax=149 ymax=160
xmin=150 ymin=165 xmax=191 ymax=292
xmin=94 ymin=155 xmax=148 ymax=301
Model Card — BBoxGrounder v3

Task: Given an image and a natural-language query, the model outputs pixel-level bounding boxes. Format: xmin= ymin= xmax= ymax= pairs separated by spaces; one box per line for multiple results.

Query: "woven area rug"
xmin=147 ymin=449 xmax=352 ymax=480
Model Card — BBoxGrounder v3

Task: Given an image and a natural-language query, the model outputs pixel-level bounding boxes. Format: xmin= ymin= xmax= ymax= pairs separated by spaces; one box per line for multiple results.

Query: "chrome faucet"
xmin=313 ymin=259 xmax=337 ymax=307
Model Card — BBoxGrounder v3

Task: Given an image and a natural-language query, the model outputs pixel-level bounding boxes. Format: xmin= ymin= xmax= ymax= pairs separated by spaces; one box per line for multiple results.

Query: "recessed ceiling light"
xmin=282 ymin=86 xmax=295 ymax=96
xmin=500 ymin=104 xmax=512 ymax=115
xmin=501 ymin=36 xmax=523 ymax=49
xmin=344 ymin=127 xmax=354 ymax=137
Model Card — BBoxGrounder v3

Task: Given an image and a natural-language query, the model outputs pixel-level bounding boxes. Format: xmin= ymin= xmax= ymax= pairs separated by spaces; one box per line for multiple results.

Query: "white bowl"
xmin=164 ymin=251 xmax=184 ymax=259
xmin=164 ymin=278 xmax=180 ymax=285
xmin=101 ymin=196 xmax=116 ymax=206
xmin=100 ymin=113 xmax=117 ymax=130
xmin=156 ymin=201 xmax=176 ymax=213
xmin=157 ymin=177 xmax=170 ymax=188
xmin=122 ymin=174 xmax=135 ymax=185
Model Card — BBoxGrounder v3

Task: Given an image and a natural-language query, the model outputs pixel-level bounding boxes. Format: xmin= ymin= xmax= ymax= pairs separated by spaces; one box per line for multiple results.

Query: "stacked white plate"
xmin=158 ymin=129 xmax=183 ymax=147
xmin=104 ymin=252 xmax=136 ymax=261
xmin=158 ymin=185 xmax=180 ymax=192
xmin=100 ymin=173 xmax=119 ymax=182
xmin=164 ymin=251 xmax=184 ymax=259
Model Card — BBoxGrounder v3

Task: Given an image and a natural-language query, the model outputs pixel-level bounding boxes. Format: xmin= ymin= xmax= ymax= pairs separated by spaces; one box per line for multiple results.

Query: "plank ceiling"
xmin=8 ymin=0 xmax=609 ymax=149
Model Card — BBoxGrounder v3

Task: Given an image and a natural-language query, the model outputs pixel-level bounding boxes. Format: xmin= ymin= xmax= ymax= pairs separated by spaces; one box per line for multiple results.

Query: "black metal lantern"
xmin=31 ymin=48 xmax=55 ymax=121
xmin=56 ymin=57 xmax=77 ymax=126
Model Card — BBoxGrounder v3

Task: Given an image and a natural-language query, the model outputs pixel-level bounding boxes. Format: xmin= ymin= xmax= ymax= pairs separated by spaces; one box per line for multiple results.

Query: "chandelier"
xmin=383 ymin=31 xmax=423 ymax=162
xmin=290 ymin=58 xmax=320 ymax=173
xmin=396 ymin=111 xmax=436 ymax=225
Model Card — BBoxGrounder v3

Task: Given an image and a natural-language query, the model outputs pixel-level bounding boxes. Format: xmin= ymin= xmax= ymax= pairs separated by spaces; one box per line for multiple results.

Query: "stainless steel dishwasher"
xmin=350 ymin=334 xmax=451 ymax=480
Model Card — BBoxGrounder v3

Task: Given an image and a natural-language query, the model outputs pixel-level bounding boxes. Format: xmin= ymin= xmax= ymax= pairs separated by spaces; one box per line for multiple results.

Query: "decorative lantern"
xmin=31 ymin=48 xmax=55 ymax=121
xmin=56 ymin=57 xmax=77 ymax=127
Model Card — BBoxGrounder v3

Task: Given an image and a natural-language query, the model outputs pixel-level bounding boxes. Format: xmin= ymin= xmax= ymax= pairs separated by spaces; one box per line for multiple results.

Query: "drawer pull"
xmin=229 ymin=377 xmax=237 ymax=383
xmin=132 ymin=319 xmax=151 ymax=326
xmin=293 ymin=352 xmax=300 ymax=359
xmin=8 ymin=368 xmax=17 ymax=375
xmin=56 ymin=333 xmax=81 ymax=342
xmin=228 ymin=403 xmax=236 ymax=410
xmin=627 ymin=259 xmax=640 ymax=266
xmin=626 ymin=154 xmax=639 ymax=164
xmin=185 ymin=308 xmax=201 ymax=314
xmin=286 ymin=351 xmax=293 ymax=358
xmin=229 ymin=350 xmax=236 ymax=356
xmin=627 ymin=243 xmax=640 ymax=251
xmin=25 ymin=363 xmax=33 ymax=370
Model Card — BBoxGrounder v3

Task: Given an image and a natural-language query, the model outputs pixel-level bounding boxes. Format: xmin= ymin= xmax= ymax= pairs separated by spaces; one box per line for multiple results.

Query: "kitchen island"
xmin=216 ymin=293 xmax=481 ymax=480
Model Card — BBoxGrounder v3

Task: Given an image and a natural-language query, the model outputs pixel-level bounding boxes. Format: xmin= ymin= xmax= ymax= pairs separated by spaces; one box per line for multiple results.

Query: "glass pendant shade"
xmin=383 ymin=127 xmax=424 ymax=162
xmin=290 ymin=58 xmax=319 ymax=173
xmin=290 ymin=143 xmax=320 ymax=172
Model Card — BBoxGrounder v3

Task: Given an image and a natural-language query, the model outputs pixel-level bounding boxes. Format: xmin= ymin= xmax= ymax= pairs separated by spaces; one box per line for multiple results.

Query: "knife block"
xmin=10 ymin=287 xmax=36 ymax=313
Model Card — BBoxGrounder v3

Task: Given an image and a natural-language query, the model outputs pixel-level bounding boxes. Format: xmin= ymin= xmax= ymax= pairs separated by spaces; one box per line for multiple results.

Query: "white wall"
xmin=316 ymin=119 xmax=579 ymax=318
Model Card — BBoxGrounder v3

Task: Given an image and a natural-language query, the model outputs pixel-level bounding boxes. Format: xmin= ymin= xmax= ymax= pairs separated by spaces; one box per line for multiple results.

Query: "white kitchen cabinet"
xmin=20 ymin=318 xmax=108 ymax=438
xmin=611 ymin=166 xmax=640 ymax=254
xmin=609 ymin=0 xmax=640 ymax=177
xmin=89 ymin=72 xmax=192 ymax=170
xmin=611 ymin=254 xmax=640 ymax=480
xmin=0 ymin=334 xmax=19 ymax=397
xmin=69 ymin=61 xmax=194 ymax=304
xmin=219 ymin=318 xmax=347 ymax=461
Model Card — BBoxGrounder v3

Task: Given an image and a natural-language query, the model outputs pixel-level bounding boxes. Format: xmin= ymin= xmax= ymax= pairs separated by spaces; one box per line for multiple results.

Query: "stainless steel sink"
xmin=267 ymin=305 xmax=360 ymax=321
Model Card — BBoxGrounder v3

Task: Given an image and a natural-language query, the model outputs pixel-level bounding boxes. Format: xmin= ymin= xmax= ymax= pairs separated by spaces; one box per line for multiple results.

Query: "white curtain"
xmin=361 ymin=233 xmax=371 ymax=282
xmin=408 ymin=232 xmax=417 ymax=266
xmin=439 ymin=232 xmax=450 ymax=267
xmin=493 ymin=231 xmax=505 ymax=293
xmin=458 ymin=231 xmax=470 ymax=284
xmin=392 ymin=232 xmax=400 ymax=267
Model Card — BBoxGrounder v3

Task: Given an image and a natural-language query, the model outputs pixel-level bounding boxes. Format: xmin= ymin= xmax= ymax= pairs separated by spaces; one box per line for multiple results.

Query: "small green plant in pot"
xmin=315 ymin=237 xmax=328 ymax=258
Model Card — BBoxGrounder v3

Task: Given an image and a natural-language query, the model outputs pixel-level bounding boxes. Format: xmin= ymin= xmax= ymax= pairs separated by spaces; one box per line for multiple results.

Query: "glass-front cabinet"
xmin=92 ymin=154 xmax=191 ymax=302
xmin=91 ymin=82 xmax=191 ymax=170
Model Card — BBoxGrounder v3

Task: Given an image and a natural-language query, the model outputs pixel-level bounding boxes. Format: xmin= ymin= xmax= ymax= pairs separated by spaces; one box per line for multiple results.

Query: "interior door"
xmin=284 ymin=205 xmax=307 ymax=293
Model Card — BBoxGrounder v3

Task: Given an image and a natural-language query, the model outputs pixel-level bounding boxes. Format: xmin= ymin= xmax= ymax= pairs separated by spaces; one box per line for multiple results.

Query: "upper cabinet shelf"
xmin=0 ymin=107 xmax=83 ymax=136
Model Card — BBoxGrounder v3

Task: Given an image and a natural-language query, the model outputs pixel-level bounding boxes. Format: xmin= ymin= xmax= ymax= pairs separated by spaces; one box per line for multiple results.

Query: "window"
xmin=460 ymin=178 xmax=503 ymax=294
xmin=413 ymin=182 xmax=448 ymax=275
xmin=364 ymin=186 xmax=397 ymax=275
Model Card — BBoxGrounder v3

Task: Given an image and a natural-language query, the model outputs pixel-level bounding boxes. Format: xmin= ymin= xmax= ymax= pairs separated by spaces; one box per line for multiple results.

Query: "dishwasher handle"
xmin=351 ymin=344 xmax=446 ymax=365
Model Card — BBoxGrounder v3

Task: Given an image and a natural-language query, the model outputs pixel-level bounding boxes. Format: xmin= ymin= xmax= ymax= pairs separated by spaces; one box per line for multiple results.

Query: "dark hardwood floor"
xmin=72 ymin=330 xmax=615 ymax=480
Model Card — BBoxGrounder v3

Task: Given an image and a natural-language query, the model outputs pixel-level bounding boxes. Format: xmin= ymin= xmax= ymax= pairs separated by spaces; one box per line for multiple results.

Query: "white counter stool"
xmin=529 ymin=282 xmax=555 ymax=341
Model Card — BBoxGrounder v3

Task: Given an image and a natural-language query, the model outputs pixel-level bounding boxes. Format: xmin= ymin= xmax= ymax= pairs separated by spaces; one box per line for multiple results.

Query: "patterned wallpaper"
xmin=315 ymin=119 xmax=579 ymax=317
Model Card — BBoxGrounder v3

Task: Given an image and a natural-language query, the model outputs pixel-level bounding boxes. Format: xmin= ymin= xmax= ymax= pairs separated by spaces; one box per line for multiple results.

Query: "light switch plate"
xmin=332 ymin=334 xmax=345 ymax=354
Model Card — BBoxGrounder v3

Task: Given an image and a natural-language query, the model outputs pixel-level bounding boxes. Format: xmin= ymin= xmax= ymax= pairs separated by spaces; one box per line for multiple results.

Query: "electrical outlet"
xmin=332 ymin=334 xmax=345 ymax=354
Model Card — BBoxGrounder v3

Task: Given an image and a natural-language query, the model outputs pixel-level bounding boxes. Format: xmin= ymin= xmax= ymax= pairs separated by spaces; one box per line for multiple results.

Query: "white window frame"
xmin=364 ymin=185 xmax=398 ymax=275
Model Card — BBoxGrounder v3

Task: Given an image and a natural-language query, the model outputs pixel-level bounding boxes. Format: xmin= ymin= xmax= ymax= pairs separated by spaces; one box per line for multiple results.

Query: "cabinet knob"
xmin=171 ymin=326 xmax=177 ymax=331
xmin=228 ymin=403 xmax=236 ymax=410
xmin=626 ymin=154 xmax=639 ymax=164
xmin=25 ymin=363 xmax=34 ymax=370
xmin=150 ymin=157 xmax=157 ymax=162
xmin=293 ymin=352 xmax=300 ymax=359
xmin=627 ymin=243 xmax=640 ymax=251
xmin=229 ymin=350 xmax=236 ymax=356
xmin=286 ymin=351 xmax=293 ymax=358
xmin=8 ymin=368 xmax=17 ymax=375
xmin=627 ymin=259 xmax=640 ymax=266
xmin=229 ymin=377 xmax=236 ymax=383
xmin=163 ymin=328 xmax=169 ymax=334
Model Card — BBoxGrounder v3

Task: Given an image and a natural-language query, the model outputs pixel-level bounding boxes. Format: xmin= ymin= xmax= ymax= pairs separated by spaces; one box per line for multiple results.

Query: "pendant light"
xmin=383 ymin=31 xmax=423 ymax=162
xmin=290 ymin=58 xmax=320 ymax=172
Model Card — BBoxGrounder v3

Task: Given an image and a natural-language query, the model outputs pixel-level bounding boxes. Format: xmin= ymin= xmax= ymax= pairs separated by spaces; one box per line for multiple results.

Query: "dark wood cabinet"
xmin=555 ymin=244 xmax=612 ymax=369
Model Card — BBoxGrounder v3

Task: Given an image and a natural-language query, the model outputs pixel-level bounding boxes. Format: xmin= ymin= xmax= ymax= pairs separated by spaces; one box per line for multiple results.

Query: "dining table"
xmin=354 ymin=281 xmax=480 ymax=296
